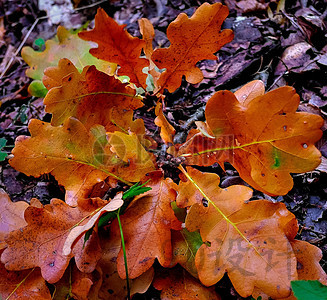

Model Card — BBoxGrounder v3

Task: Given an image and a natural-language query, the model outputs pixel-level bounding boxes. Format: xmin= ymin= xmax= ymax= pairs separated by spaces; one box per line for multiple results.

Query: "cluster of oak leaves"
xmin=1 ymin=2 xmax=327 ymax=300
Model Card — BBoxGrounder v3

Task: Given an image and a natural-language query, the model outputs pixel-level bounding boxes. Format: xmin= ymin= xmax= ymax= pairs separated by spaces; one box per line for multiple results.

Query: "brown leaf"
xmin=154 ymin=101 xmax=176 ymax=144
xmin=78 ymin=8 xmax=149 ymax=88
xmin=151 ymin=3 xmax=233 ymax=93
xmin=9 ymin=118 xmax=154 ymax=205
xmin=0 ymin=189 xmax=28 ymax=249
xmin=97 ymin=228 xmax=154 ymax=299
xmin=154 ymin=266 xmax=220 ymax=300
xmin=0 ymin=264 xmax=51 ymax=300
xmin=1 ymin=198 xmax=107 ymax=283
xmin=43 ymin=59 xmax=143 ymax=131
xmin=179 ymin=82 xmax=323 ymax=195
xmin=114 ymin=173 xmax=182 ymax=279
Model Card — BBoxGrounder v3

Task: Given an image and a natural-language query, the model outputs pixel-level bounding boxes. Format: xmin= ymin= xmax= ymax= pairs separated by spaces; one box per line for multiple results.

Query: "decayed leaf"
xmin=0 ymin=264 xmax=51 ymax=299
xmin=170 ymin=229 xmax=203 ymax=278
xmin=53 ymin=263 xmax=101 ymax=300
xmin=154 ymin=266 xmax=220 ymax=300
xmin=22 ymin=26 xmax=114 ymax=96
xmin=78 ymin=8 xmax=149 ymax=88
xmin=1 ymin=198 xmax=106 ymax=283
xmin=63 ymin=194 xmax=124 ymax=255
xmin=43 ymin=59 xmax=143 ymax=131
xmin=9 ymin=118 xmax=155 ymax=205
xmin=113 ymin=173 xmax=182 ymax=279
xmin=184 ymin=170 xmax=299 ymax=299
xmin=179 ymin=82 xmax=323 ymax=195
xmin=97 ymin=228 xmax=154 ymax=299
xmin=154 ymin=101 xmax=176 ymax=144
xmin=0 ymin=189 xmax=28 ymax=249
xmin=151 ymin=2 xmax=233 ymax=93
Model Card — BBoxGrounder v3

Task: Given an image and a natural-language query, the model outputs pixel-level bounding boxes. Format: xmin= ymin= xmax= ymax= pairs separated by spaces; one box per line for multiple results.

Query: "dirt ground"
xmin=0 ymin=0 xmax=326 ymax=299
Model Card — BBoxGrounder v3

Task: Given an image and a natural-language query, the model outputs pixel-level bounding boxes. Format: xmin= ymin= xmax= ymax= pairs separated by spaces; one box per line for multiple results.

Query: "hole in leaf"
xmin=202 ymin=198 xmax=208 ymax=207
xmin=283 ymin=125 xmax=287 ymax=131
xmin=302 ymin=143 xmax=308 ymax=149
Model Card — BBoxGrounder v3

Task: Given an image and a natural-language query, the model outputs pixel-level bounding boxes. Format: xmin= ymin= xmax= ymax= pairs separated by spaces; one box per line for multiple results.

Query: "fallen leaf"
xmin=78 ymin=8 xmax=149 ymax=88
xmin=9 ymin=118 xmax=154 ymax=205
xmin=186 ymin=196 xmax=298 ymax=298
xmin=1 ymin=198 xmax=106 ymax=283
xmin=113 ymin=173 xmax=182 ymax=279
xmin=97 ymin=228 xmax=154 ymax=299
xmin=0 ymin=264 xmax=51 ymax=300
xmin=63 ymin=194 xmax=124 ymax=256
xmin=0 ymin=189 xmax=28 ymax=249
xmin=43 ymin=59 xmax=143 ymax=131
xmin=179 ymin=82 xmax=323 ymax=195
xmin=53 ymin=263 xmax=101 ymax=300
xmin=154 ymin=266 xmax=220 ymax=300
xmin=154 ymin=101 xmax=176 ymax=144
xmin=151 ymin=2 xmax=233 ymax=93
xmin=22 ymin=26 xmax=115 ymax=96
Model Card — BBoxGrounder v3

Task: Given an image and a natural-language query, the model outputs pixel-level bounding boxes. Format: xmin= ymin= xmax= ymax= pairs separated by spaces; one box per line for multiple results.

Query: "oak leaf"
xmin=97 ymin=227 xmax=154 ymax=299
xmin=151 ymin=2 xmax=233 ymax=93
xmin=184 ymin=174 xmax=299 ymax=299
xmin=178 ymin=83 xmax=323 ymax=195
xmin=22 ymin=26 xmax=114 ymax=96
xmin=43 ymin=59 xmax=144 ymax=131
xmin=154 ymin=266 xmax=220 ymax=300
xmin=0 ymin=263 xmax=51 ymax=300
xmin=113 ymin=173 xmax=182 ymax=279
xmin=0 ymin=189 xmax=28 ymax=249
xmin=154 ymin=101 xmax=176 ymax=144
xmin=78 ymin=8 xmax=149 ymax=88
xmin=9 ymin=118 xmax=155 ymax=205
xmin=53 ymin=263 xmax=101 ymax=300
xmin=1 ymin=198 xmax=107 ymax=283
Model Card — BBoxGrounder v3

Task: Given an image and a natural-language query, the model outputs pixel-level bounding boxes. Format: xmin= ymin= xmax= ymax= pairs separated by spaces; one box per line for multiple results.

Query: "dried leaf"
xmin=151 ymin=3 xmax=233 ymax=93
xmin=43 ymin=59 xmax=143 ymax=131
xmin=154 ymin=266 xmax=220 ymax=300
xmin=63 ymin=195 xmax=124 ymax=255
xmin=9 ymin=118 xmax=154 ymax=205
xmin=22 ymin=26 xmax=114 ymax=96
xmin=53 ymin=263 xmax=101 ymax=300
xmin=1 ymin=198 xmax=106 ymax=283
xmin=97 ymin=228 xmax=154 ymax=299
xmin=0 ymin=189 xmax=28 ymax=249
xmin=179 ymin=82 xmax=323 ymax=195
xmin=78 ymin=8 xmax=149 ymax=88
xmin=0 ymin=264 xmax=51 ymax=300
xmin=114 ymin=173 xmax=182 ymax=279
xmin=154 ymin=101 xmax=176 ymax=144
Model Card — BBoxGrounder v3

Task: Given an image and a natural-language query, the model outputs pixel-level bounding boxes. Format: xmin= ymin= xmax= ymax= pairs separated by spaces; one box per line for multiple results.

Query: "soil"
xmin=0 ymin=0 xmax=326 ymax=299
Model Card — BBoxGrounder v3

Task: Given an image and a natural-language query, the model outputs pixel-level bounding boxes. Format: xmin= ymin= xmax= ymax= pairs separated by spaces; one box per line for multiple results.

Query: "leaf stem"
xmin=116 ymin=207 xmax=131 ymax=300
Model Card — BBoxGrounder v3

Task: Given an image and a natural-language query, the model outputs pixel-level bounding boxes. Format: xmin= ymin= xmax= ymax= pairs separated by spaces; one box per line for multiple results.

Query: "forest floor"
xmin=0 ymin=0 xmax=327 ymax=299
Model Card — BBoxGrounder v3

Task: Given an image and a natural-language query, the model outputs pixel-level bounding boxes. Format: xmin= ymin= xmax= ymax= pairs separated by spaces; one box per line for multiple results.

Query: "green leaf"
xmin=0 ymin=138 xmax=8 ymax=161
xmin=122 ymin=181 xmax=152 ymax=200
xmin=28 ymin=80 xmax=48 ymax=98
xmin=291 ymin=280 xmax=327 ymax=300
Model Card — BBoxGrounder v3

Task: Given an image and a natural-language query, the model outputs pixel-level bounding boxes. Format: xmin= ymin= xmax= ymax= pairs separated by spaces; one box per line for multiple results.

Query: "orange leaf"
xmin=151 ymin=3 xmax=233 ymax=93
xmin=154 ymin=266 xmax=220 ymax=300
xmin=9 ymin=118 xmax=154 ymax=205
xmin=53 ymin=263 xmax=101 ymax=300
xmin=1 ymin=198 xmax=106 ymax=283
xmin=179 ymin=82 xmax=323 ymax=195
xmin=0 ymin=189 xmax=28 ymax=249
xmin=185 ymin=184 xmax=299 ymax=299
xmin=0 ymin=264 xmax=51 ymax=300
xmin=114 ymin=173 xmax=182 ymax=279
xmin=97 ymin=228 xmax=154 ymax=299
xmin=78 ymin=8 xmax=149 ymax=88
xmin=154 ymin=101 xmax=176 ymax=144
xmin=43 ymin=59 xmax=143 ymax=131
